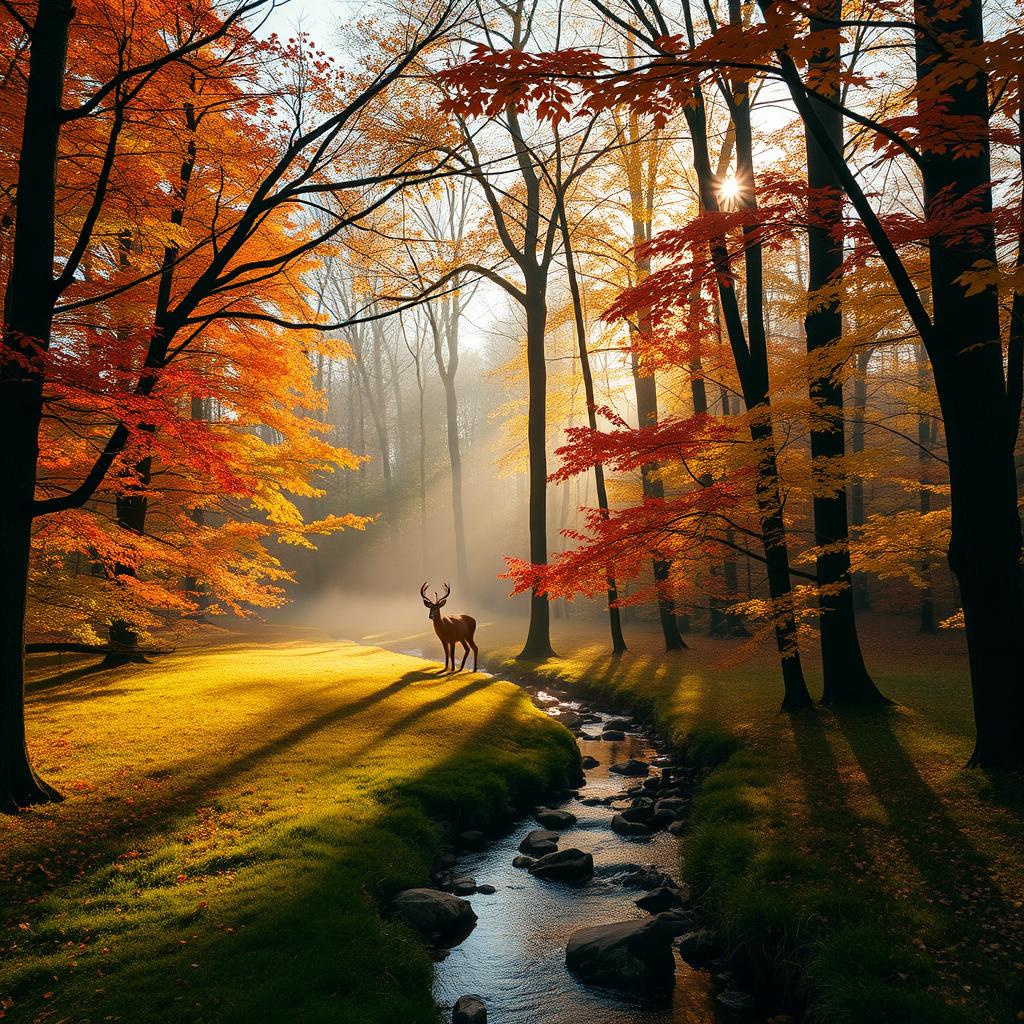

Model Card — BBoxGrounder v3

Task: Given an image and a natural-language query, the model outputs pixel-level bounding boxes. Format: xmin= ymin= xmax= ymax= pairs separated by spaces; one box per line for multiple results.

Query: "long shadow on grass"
xmin=835 ymin=709 xmax=1024 ymax=998
xmin=26 ymin=659 xmax=123 ymax=698
xmin=3 ymin=685 xmax=576 ymax=1024
xmin=788 ymin=710 xmax=874 ymax=872
xmin=10 ymin=669 xmax=448 ymax=873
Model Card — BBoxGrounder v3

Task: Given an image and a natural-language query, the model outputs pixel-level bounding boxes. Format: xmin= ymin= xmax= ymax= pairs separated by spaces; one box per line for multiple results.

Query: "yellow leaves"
xmin=853 ymin=509 xmax=952 ymax=589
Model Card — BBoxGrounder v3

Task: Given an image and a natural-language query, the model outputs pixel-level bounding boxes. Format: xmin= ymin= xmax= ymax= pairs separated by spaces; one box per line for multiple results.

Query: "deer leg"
xmin=459 ymin=641 xmax=470 ymax=671
xmin=447 ymin=642 xmax=455 ymax=672
xmin=469 ymin=639 xmax=479 ymax=672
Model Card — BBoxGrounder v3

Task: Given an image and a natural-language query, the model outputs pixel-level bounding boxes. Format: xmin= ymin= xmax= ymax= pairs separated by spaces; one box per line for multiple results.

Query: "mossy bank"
xmin=491 ymin=622 xmax=1024 ymax=1024
xmin=2 ymin=632 xmax=579 ymax=1023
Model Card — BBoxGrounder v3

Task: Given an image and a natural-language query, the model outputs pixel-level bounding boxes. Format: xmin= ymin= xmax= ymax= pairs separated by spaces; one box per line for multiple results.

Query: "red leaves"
xmin=438 ymin=46 xmax=609 ymax=124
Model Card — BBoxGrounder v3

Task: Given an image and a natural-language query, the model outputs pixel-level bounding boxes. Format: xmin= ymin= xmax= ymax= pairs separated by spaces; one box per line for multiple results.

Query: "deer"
xmin=420 ymin=582 xmax=478 ymax=672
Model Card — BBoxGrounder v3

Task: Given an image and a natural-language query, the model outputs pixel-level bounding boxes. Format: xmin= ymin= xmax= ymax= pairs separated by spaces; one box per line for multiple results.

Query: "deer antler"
xmin=440 ymin=582 xmax=451 ymax=600
xmin=420 ymin=582 xmax=430 ymax=600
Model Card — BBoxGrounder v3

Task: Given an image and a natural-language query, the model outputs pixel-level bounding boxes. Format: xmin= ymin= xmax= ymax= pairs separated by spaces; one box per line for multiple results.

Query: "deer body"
xmin=421 ymin=583 xmax=478 ymax=672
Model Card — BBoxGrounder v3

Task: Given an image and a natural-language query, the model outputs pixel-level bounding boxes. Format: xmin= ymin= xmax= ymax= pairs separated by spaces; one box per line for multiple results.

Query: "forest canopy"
xmin=1 ymin=0 xmax=1023 ymax=814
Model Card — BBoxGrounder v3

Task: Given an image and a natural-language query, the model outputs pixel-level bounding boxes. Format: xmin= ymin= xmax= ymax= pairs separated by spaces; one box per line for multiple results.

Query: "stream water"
xmin=431 ymin=688 xmax=756 ymax=1024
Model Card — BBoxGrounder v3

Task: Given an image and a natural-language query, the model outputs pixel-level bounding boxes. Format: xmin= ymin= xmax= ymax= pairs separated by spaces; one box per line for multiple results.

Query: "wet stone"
xmin=600 ymin=730 xmax=626 ymax=741
xmin=453 ymin=994 xmax=487 ymax=1024
xmin=475 ymin=884 xmax=496 ymax=895
xmin=677 ymin=927 xmax=723 ymax=966
xmin=391 ymin=888 xmax=477 ymax=948
xmin=611 ymin=814 xmax=651 ymax=837
xmin=518 ymin=829 xmax=559 ymax=855
xmin=534 ymin=807 xmax=577 ymax=830
xmin=452 ymin=877 xmax=477 ymax=896
xmin=565 ymin=915 xmax=678 ymax=993
xmin=604 ymin=718 xmax=634 ymax=731
xmin=609 ymin=758 xmax=651 ymax=776
xmin=512 ymin=855 xmax=535 ymax=869
xmin=580 ymin=755 xmax=600 ymax=769
xmin=457 ymin=830 xmax=486 ymax=852
xmin=635 ymin=885 xmax=687 ymax=913
xmin=551 ymin=710 xmax=583 ymax=729
xmin=528 ymin=847 xmax=595 ymax=883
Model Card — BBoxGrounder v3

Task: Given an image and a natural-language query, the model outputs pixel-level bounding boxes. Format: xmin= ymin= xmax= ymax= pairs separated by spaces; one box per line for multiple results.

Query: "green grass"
xmin=485 ymin=614 xmax=1024 ymax=1024
xmin=2 ymin=629 xmax=579 ymax=1024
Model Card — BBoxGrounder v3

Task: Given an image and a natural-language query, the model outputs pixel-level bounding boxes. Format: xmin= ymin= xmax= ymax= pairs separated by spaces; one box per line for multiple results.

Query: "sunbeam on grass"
xmin=2 ymin=631 xmax=579 ymax=1023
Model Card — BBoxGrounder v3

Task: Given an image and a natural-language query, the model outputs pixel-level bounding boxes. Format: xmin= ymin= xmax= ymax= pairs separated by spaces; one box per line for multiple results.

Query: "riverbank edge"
xmin=5 ymin=648 xmax=585 ymax=1024
xmin=492 ymin=653 xmax=975 ymax=1024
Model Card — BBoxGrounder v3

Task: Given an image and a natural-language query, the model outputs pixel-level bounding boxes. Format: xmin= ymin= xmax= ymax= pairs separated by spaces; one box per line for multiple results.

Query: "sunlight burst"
xmin=719 ymin=174 xmax=742 ymax=205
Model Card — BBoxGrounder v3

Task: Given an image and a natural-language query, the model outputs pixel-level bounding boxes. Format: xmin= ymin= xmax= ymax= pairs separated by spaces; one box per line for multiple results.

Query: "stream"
xmin=430 ymin=683 xmax=764 ymax=1024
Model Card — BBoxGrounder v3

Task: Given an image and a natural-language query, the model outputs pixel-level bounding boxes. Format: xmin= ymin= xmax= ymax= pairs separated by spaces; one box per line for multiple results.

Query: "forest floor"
xmin=470 ymin=613 xmax=1024 ymax=1024
xmin=1 ymin=629 xmax=578 ymax=1024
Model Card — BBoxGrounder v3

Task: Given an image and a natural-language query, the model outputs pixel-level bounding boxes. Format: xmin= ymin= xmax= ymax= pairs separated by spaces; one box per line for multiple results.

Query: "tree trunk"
xmin=0 ymin=0 xmax=75 ymax=811
xmin=849 ymin=348 xmax=871 ymax=611
xmin=559 ymin=196 xmax=627 ymax=652
xmin=518 ymin=282 xmax=555 ymax=659
xmin=915 ymin=344 xmax=937 ymax=633
xmin=680 ymin=39 xmax=812 ymax=709
xmin=915 ymin=0 xmax=1024 ymax=768
xmin=630 ymin=351 xmax=688 ymax=651
xmin=803 ymin=0 xmax=888 ymax=704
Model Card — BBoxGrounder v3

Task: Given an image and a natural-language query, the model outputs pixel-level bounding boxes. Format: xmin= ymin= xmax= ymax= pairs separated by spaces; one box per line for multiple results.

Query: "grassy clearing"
xmin=2 ymin=629 xmax=579 ymax=1024
xmin=483 ymin=615 xmax=1024 ymax=1024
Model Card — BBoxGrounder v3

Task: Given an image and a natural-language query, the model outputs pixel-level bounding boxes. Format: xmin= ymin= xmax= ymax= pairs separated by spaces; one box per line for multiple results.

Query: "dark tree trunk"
xmin=803 ymin=0 xmax=888 ymax=705
xmin=519 ymin=283 xmax=555 ymax=659
xmin=915 ymin=0 xmax=1024 ymax=769
xmin=916 ymin=344 xmax=937 ymax=634
xmin=849 ymin=349 xmax=871 ymax=611
xmin=559 ymin=196 xmax=627 ymax=653
xmin=630 ymin=353 xmax=688 ymax=651
xmin=0 ymin=0 xmax=75 ymax=811
xmin=183 ymin=395 xmax=210 ymax=620
xmin=680 ymin=13 xmax=812 ymax=708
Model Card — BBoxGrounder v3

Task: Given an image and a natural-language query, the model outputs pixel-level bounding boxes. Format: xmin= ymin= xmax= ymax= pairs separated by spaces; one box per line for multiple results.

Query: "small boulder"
xmin=616 ymin=864 xmax=680 ymax=890
xmin=565 ymin=916 xmax=677 ymax=993
xmin=528 ymin=847 xmax=595 ymax=883
xmin=391 ymin=888 xmax=477 ymax=947
xmin=611 ymin=814 xmax=650 ymax=837
xmin=457 ymin=830 xmax=486 ymax=852
xmin=453 ymin=994 xmax=487 ymax=1024
xmin=610 ymin=758 xmax=650 ymax=776
xmin=452 ymin=876 xmax=477 ymax=896
xmin=656 ymin=908 xmax=697 ymax=935
xmin=636 ymin=886 xmax=687 ymax=913
xmin=604 ymin=718 xmax=634 ymax=730
xmin=677 ymin=927 xmax=722 ymax=966
xmin=553 ymin=710 xmax=583 ymax=729
xmin=518 ymin=829 xmax=560 ymax=855
xmin=534 ymin=807 xmax=577 ymax=830
xmin=655 ymin=797 xmax=688 ymax=814
xmin=601 ymin=730 xmax=626 ymax=741
xmin=512 ymin=855 xmax=535 ymax=869
xmin=581 ymin=796 xmax=603 ymax=806
xmin=475 ymin=883 xmax=496 ymax=895
xmin=668 ymin=821 xmax=688 ymax=837
xmin=581 ymin=755 xmax=600 ymax=769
